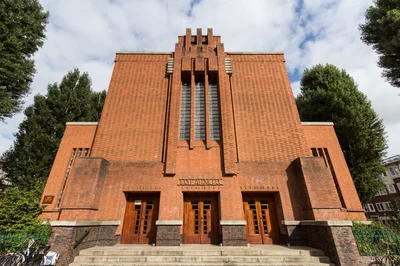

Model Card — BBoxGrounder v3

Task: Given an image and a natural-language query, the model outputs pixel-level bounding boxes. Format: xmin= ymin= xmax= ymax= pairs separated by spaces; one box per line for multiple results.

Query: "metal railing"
xmin=0 ymin=230 xmax=51 ymax=252
xmin=353 ymin=226 xmax=400 ymax=256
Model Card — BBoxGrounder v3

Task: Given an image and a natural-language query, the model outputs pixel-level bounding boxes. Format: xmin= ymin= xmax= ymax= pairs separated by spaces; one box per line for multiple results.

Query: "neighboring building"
xmin=41 ymin=29 xmax=365 ymax=265
xmin=365 ymin=154 xmax=400 ymax=220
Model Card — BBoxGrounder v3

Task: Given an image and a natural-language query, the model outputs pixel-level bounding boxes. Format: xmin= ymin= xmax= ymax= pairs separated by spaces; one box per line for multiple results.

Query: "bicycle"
xmin=18 ymin=238 xmax=51 ymax=266
xmin=369 ymin=239 xmax=400 ymax=266
xmin=0 ymin=238 xmax=54 ymax=266
xmin=0 ymin=239 xmax=22 ymax=266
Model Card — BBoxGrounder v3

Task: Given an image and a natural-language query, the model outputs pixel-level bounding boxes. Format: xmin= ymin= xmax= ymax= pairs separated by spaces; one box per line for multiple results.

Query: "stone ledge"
xmin=66 ymin=122 xmax=99 ymax=126
xmin=282 ymin=220 xmax=300 ymax=226
xmin=156 ymin=220 xmax=183 ymax=225
xmin=220 ymin=220 xmax=246 ymax=226
xmin=282 ymin=220 xmax=353 ymax=227
xmin=49 ymin=220 xmax=120 ymax=227
xmin=301 ymin=122 xmax=334 ymax=126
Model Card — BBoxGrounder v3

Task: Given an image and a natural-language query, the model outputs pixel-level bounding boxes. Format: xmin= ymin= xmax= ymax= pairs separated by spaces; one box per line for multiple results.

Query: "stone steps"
xmin=69 ymin=245 xmax=335 ymax=266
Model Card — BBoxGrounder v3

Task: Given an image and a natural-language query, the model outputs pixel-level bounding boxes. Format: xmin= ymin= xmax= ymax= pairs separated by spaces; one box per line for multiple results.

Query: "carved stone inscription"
xmin=178 ymin=178 xmax=223 ymax=186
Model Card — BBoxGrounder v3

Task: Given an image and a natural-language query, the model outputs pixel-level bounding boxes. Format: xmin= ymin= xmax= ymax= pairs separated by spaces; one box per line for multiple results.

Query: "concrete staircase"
xmin=69 ymin=244 xmax=335 ymax=266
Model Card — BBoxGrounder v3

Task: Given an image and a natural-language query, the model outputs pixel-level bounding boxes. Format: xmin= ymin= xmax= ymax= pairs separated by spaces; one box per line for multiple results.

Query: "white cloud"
xmin=0 ymin=0 xmax=399 ymax=159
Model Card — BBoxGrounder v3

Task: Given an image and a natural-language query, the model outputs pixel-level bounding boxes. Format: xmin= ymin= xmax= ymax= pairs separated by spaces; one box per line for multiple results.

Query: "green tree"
xmin=0 ymin=185 xmax=45 ymax=230
xmin=296 ymin=64 xmax=387 ymax=203
xmin=0 ymin=0 xmax=49 ymax=121
xmin=359 ymin=0 xmax=400 ymax=88
xmin=0 ymin=69 xmax=106 ymax=189
xmin=391 ymin=199 xmax=400 ymax=221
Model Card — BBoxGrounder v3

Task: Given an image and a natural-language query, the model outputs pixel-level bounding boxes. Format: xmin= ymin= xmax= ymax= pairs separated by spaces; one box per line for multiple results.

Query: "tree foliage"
xmin=0 ymin=185 xmax=46 ymax=230
xmin=296 ymin=64 xmax=387 ymax=203
xmin=0 ymin=69 xmax=106 ymax=189
xmin=359 ymin=0 xmax=400 ymax=88
xmin=0 ymin=0 xmax=49 ymax=121
xmin=391 ymin=199 xmax=400 ymax=221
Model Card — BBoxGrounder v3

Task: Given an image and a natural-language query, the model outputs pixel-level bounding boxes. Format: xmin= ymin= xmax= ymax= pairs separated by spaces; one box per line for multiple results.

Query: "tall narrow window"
xmin=209 ymin=83 xmax=221 ymax=140
xmin=195 ymin=82 xmax=206 ymax=140
xmin=180 ymin=83 xmax=191 ymax=140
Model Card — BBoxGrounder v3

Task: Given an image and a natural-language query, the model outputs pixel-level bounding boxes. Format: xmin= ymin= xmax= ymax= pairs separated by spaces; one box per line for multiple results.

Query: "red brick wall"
xmin=302 ymin=124 xmax=365 ymax=220
xmin=41 ymin=124 xmax=97 ymax=220
xmin=229 ymin=54 xmax=310 ymax=162
xmin=90 ymin=53 xmax=171 ymax=162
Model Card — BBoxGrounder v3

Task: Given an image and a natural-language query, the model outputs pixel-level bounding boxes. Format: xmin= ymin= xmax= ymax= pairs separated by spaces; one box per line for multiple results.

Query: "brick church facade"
xmin=41 ymin=29 xmax=365 ymax=265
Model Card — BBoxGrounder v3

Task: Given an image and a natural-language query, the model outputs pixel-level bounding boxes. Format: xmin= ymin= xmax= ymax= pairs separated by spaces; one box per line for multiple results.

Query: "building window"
xmin=311 ymin=147 xmax=346 ymax=208
xmin=389 ymin=167 xmax=400 ymax=176
xmin=384 ymin=202 xmax=393 ymax=211
xmin=376 ymin=203 xmax=385 ymax=212
xmin=367 ymin=203 xmax=376 ymax=212
xmin=179 ymin=72 xmax=221 ymax=142
xmin=397 ymin=183 xmax=400 ymax=191
xmin=377 ymin=188 xmax=388 ymax=196
xmin=387 ymin=184 xmax=396 ymax=194
xmin=382 ymin=171 xmax=387 ymax=177
xmin=180 ymin=83 xmax=191 ymax=140
xmin=194 ymin=82 xmax=206 ymax=140
xmin=209 ymin=83 xmax=220 ymax=140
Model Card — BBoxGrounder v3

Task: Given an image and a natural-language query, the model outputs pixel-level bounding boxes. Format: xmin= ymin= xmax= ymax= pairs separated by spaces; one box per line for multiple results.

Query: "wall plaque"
xmin=42 ymin=195 xmax=54 ymax=204
xmin=178 ymin=178 xmax=223 ymax=186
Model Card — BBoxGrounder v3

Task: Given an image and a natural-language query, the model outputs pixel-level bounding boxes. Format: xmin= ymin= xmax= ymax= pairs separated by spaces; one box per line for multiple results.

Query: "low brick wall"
xmin=285 ymin=221 xmax=362 ymax=266
xmin=221 ymin=225 xmax=246 ymax=246
xmin=156 ymin=225 xmax=181 ymax=246
xmin=48 ymin=222 xmax=119 ymax=266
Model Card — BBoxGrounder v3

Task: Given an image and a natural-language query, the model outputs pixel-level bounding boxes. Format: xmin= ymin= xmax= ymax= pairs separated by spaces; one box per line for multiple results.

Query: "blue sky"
xmin=1 ymin=0 xmax=399 ymax=158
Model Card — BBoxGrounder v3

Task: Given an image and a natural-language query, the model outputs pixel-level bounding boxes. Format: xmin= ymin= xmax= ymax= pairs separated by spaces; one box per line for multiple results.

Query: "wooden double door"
xmin=121 ymin=194 xmax=159 ymax=244
xmin=183 ymin=194 xmax=219 ymax=244
xmin=243 ymin=194 xmax=278 ymax=244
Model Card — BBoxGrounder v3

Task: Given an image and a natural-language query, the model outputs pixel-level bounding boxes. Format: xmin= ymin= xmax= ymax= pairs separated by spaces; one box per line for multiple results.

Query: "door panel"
xmin=243 ymin=194 xmax=278 ymax=244
xmin=183 ymin=194 xmax=219 ymax=244
xmin=121 ymin=194 xmax=159 ymax=244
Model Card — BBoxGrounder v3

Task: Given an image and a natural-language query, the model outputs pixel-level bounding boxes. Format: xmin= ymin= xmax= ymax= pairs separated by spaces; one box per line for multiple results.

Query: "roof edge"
xmin=116 ymin=51 xmax=172 ymax=55
xmin=115 ymin=51 xmax=284 ymax=55
xmin=226 ymin=51 xmax=284 ymax=55
xmin=66 ymin=122 xmax=99 ymax=126
xmin=301 ymin=122 xmax=334 ymax=126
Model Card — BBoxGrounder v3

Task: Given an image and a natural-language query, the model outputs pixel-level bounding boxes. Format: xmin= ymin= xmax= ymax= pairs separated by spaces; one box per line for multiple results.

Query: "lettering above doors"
xmin=178 ymin=178 xmax=223 ymax=186
xmin=240 ymin=185 xmax=279 ymax=190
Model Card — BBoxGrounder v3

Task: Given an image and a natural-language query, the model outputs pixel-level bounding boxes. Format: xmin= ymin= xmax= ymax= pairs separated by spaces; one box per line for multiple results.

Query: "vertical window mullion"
xmin=195 ymin=81 xmax=206 ymax=140
xmin=209 ymin=83 xmax=221 ymax=140
xmin=179 ymin=83 xmax=191 ymax=140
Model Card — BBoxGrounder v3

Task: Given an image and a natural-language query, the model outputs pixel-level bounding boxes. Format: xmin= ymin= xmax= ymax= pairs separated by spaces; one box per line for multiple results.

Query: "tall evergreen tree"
xmin=0 ymin=69 xmax=106 ymax=189
xmin=0 ymin=0 xmax=49 ymax=121
xmin=296 ymin=64 xmax=387 ymax=203
xmin=359 ymin=0 xmax=400 ymax=88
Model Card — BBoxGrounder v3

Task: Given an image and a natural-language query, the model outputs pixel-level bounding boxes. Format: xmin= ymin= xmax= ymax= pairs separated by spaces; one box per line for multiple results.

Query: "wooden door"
xmin=183 ymin=194 xmax=219 ymax=244
xmin=243 ymin=194 xmax=278 ymax=244
xmin=121 ymin=194 xmax=159 ymax=244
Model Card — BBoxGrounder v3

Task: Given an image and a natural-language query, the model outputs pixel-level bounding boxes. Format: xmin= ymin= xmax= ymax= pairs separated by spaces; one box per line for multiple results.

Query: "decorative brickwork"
xmin=49 ymin=225 xmax=118 ymax=266
xmin=156 ymin=225 xmax=181 ymax=246
xmin=221 ymin=225 xmax=246 ymax=246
